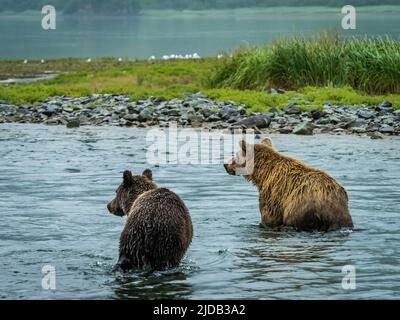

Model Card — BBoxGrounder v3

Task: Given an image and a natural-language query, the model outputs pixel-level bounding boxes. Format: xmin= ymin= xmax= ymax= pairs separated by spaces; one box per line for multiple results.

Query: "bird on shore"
xmin=87 ymin=58 xmax=92 ymax=63
xmin=118 ymin=57 xmax=123 ymax=62
xmin=23 ymin=59 xmax=28 ymax=64
xmin=41 ymin=59 xmax=45 ymax=64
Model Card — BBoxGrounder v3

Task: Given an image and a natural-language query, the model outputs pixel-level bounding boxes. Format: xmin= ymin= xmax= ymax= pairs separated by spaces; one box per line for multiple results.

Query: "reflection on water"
xmin=112 ymin=269 xmax=194 ymax=300
xmin=0 ymin=10 xmax=400 ymax=59
xmin=0 ymin=123 xmax=399 ymax=299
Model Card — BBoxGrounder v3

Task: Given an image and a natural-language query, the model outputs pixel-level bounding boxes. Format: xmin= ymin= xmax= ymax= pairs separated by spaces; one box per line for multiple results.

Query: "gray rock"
xmin=199 ymin=105 xmax=214 ymax=118
xmin=218 ymin=106 xmax=229 ymax=120
xmin=66 ymin=119 xmax=80 ymax=128
xmin=369 ymin=132 xmax=385 ymax=139
xmin=357 ymin=110 xmax=375 ymax=119
xmin=165 ymin=109 xmax=181 ymax=117
xmin=376 ymin=101 xmax=392 ymax=111
xmin=284 ymin=104 xmax=301 ymax=115
xmin=379 ymin=125 xmax=395 ymax=134
xmin=231 ymin=115 xmax=271 ymax=129
xmin=287 ymin=118 xmax=301 ymax=126
xmin=45 ymin=119 xmax=59 ymax=125
xmin=227 ymin=116 xmax=240 ymax=124
xmin=123 ymin=114 xmax=139 ymax=121
xmin=237 ymin=107 xmax=247 ymax=115
xmin=138 ymin=108 xmax=154 ymax=122
xmin=326 ymin=116 xmax=340 ymax=125
xmin=293 ymin=122 xmax=314 ymax=135
xmin=207 ymin=114 xmax=221 ymax=122
xmin=340 ymin=117 xmax=365 ymax=129
xmin=352 ymin=127 xmax=367 ymax=134
xmin=42 ymin=104 xmax=59 ymax=116
xmin=278 ymin=126 xmax=293 ymax=134
xmin=0 ymin=104 xmax=17 ymax=113
xmin=316 ymin=118 xmax=331 ymax=125
xmin=310 ymin=109 xmax=326 ymax=120
xmin=188 ymin=113 xmax=205 ymax=123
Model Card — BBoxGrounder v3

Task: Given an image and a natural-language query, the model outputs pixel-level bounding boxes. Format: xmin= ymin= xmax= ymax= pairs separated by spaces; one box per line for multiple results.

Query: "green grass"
xmin=205 ymin=86 xmax=400 ymax=112
xmin=0 ymin=58 xmax=214 ymax=104
xmin=208 ymin=32 xmax=400 ymax=95
xmin=1 ymin=56 xmax=400 ymax=112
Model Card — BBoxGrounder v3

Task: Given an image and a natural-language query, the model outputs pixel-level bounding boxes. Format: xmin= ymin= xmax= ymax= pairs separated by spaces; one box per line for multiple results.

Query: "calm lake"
xmin=0 ymin=123 xmax=399 ymax=299
xmin=1 ymin=8 xmax=400 ymax=59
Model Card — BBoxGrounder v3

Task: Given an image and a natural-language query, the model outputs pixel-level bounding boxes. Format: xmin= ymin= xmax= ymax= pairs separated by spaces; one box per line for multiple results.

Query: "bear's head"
xmin=107 ymin=169 xmax=157 ymax=216
xmin=224 ymin=137 xmax=273 ymax=176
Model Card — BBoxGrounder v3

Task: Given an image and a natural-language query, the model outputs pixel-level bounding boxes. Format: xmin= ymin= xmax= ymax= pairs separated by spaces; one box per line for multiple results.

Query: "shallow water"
xmin=0 ymin=123 xmax=399 ymax=299
xmin=0 ymin=10 xmax=400 ymax=59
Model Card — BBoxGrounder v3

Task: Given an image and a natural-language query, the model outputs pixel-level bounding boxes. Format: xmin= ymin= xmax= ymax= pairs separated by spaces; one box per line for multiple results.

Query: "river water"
xmin=0 ymin=9 xmax=400 ymax=59
xmin=0 ymin=123 xmax=399 ymax=299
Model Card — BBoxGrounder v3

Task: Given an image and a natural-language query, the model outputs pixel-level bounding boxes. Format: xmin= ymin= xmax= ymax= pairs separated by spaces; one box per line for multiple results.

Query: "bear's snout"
xmin=224 ymin=162 xmax=236 ymax=176
xmin=107 ymin=198 xmax=124 ymax=216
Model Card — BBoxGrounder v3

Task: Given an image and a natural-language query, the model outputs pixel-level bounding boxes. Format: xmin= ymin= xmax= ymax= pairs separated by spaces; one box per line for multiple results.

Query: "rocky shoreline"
xmin=1 ymin=93 xmax=399 ymax=138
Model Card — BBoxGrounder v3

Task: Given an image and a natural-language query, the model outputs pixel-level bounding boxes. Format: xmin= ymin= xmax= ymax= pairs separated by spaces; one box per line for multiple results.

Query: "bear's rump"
xmin=282 ymin=193 xmax=351 ymax=231
xmin=120 ymin=189 xmax=192 ymax=269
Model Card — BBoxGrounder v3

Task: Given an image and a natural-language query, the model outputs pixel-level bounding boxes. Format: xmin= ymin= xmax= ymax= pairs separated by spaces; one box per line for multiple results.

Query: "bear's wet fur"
xmin=224 ymin=138 xmax=353 ymax=231
xmin=107 ymin=169 xmax=193 ymax=271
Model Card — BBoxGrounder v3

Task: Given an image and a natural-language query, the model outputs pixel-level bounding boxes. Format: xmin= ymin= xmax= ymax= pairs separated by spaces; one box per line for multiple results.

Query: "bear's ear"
xmin=261 ymin=137 xmax=273 ymax=147
xmin=123 ymin=170 xmax=133 ymax=186
xmin=142 ymin=169 xmax=153 ymax=180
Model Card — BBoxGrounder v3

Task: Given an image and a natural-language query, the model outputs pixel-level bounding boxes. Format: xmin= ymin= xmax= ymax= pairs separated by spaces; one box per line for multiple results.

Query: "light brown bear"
xmin=107 ymin=169 xmax=193 ymax=271
xmin=224 ymin=138 xmax=353 ymax=231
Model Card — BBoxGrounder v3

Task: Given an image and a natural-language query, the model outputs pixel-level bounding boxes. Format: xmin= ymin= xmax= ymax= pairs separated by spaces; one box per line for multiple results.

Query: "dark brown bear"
xmin=107 ymin=169 xmax=193 ymax=271
xmin=224 ymin=138 xmax=353 ymax=232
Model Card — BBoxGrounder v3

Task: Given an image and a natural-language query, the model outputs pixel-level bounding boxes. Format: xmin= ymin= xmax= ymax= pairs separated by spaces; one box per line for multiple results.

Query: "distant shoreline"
xmin=1 ymin=5 xmax=400 ymax=17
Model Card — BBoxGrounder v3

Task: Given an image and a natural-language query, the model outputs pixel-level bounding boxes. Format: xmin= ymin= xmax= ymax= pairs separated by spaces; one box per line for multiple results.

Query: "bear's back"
xmin=120 ymin=188 xmax=193 ymax=270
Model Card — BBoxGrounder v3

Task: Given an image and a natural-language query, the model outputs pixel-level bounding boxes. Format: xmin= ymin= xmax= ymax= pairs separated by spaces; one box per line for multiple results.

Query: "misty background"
xmin=1 ymin=0 xmax=400 ymax=14
xmin=0 ymin=0 xmax=399 ymax=59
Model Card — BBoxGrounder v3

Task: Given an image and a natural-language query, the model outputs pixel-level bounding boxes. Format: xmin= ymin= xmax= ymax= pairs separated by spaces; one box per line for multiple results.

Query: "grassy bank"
xmin=208 ymin=33 xmax=400 ymax=95
xmin=1 ymin=56 xmax=400 ymax=112
xmin=0 ymin=58 xmax=214 ymax=104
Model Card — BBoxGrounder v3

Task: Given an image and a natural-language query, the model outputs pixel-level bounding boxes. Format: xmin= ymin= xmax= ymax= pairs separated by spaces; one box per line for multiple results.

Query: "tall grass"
xmin=208 ymin=33 xmax=400 ymax=94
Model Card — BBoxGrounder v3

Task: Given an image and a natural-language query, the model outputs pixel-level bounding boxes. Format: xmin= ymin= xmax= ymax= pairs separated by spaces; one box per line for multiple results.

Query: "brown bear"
xmin=224 ymin=138 xmax=353 ymax=231
xmin=107 ymin=169 xmax=193 ymax=271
